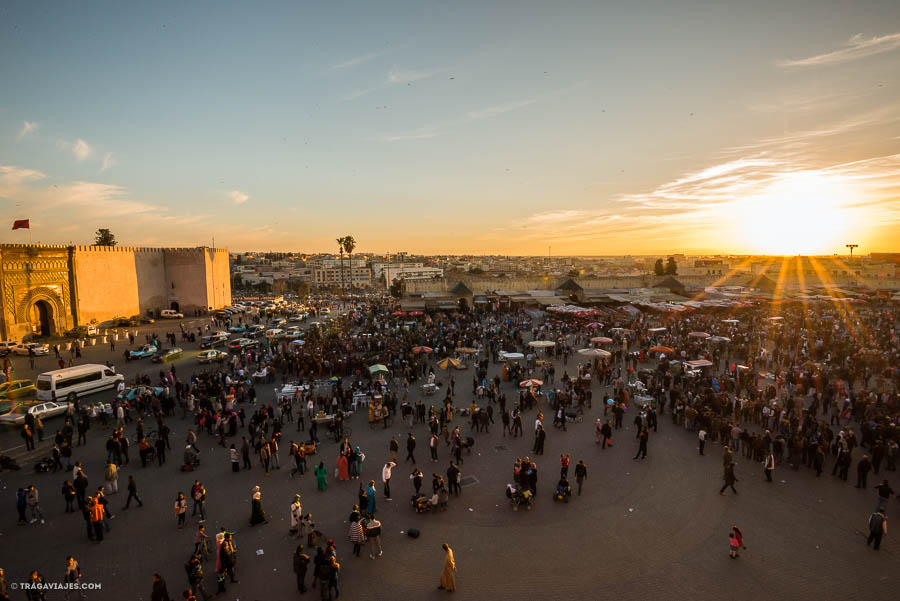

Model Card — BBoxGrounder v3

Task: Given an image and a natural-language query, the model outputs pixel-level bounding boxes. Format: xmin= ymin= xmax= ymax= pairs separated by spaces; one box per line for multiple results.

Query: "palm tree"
xmin=336 ymin=237 xmax=346 ymax=296
xmin=342 ymin=235 xmax=356 ymax=293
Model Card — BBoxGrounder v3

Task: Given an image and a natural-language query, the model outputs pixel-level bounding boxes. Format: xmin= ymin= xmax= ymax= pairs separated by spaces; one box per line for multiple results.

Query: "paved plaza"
xmin=0 ymin=317 xmax=897 ymax=601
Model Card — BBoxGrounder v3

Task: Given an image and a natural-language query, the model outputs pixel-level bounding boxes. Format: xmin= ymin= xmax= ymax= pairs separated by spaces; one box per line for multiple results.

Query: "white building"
xmin=383 ymin=265 xmax=443 ymax=284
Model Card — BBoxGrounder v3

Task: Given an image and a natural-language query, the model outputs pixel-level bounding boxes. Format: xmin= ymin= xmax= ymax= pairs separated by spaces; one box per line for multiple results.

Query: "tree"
xmin=342 ymin=235 xmax=356 ymax=293
xmin=336 ymin=237 xmax=346 ymax=296
xmin=94 ymin=228 xmax=117 ymax=246
xmin=567 ymin=268 xmax=580 ymax=278
xmin=468 ymin=267 xmax=485 ymax=275
xmin=665 ymin=256 xmax=678 ymax=276
xmin=653 ymin=259 xmax=665 ymax=276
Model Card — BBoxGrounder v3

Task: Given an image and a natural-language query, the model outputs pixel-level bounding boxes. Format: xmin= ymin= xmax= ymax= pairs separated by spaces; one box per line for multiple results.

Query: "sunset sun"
xmin=736 ymin=171 xmax=859 ymax=255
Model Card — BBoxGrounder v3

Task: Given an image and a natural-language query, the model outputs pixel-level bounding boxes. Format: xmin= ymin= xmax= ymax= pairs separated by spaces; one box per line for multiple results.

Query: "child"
xmin=729 ymin=531 xmax=739 ymax=559
xmin=730 ymin=525 xmax=745 ymax=557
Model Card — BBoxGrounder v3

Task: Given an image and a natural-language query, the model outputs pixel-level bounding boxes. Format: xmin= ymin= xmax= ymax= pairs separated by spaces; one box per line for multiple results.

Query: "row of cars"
xmin=0 ymin=341 xmax=50 ymax=357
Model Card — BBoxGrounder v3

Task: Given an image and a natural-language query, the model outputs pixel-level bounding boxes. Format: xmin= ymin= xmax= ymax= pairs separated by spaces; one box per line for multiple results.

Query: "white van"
xmin=36 ymin=364 xmax=125 ymax=401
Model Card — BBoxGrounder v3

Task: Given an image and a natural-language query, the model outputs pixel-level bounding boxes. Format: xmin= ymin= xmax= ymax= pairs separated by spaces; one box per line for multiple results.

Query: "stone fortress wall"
xmin=0 ymin=244 xmax=231 ymax=341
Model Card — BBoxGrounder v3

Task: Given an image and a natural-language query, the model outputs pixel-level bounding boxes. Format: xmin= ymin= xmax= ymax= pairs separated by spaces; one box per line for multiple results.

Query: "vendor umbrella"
xmin=408 ymin=311 xmax=424 ymax=316
xmin=501 ymin=352 xmax=524 ymax=361
xmin=585 ymin=322 xmax=602 ymax=328
xmin=456 ymin=347 xmax=478 ymax=354
xmin=686 ymin=359 xmax=713 ymax=367
xmin=412 ymin=346 xmax=433 ymax=354
xmin=578 ymin=348 xmax=611 ymax=358
xmin=649 ymin=345 xmax=674 ymax=354
xmin=528 ymin=340 xmax=555 ymax=348
xmin=368 ymin=364 xmax=390 ymax=375
xmin=688 ymin=331 xmax=710 ymax=339
xmin=590 ymin=336 xmax=613 ymax=344
xmin=391 ymin=311 xmax=406 ymax=317
xmin=330 ymin=376 xmax=341 ymax=381
xmin=519 ymin=379 xmax=544 ymax=388
xmin=437 ymin=357 xmax=462 ymax=370
xmin=707 ymin=336 xmax=731 ymax=343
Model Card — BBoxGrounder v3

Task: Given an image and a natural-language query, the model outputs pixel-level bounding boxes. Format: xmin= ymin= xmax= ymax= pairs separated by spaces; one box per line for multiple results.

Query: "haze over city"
xmin=1 ymin=0 xmax=899 ymax=254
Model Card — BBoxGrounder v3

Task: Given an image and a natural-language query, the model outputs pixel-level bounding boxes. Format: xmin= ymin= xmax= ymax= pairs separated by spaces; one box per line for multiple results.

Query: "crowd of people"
xmin=1 ymin=291 xmax=897 ymax=599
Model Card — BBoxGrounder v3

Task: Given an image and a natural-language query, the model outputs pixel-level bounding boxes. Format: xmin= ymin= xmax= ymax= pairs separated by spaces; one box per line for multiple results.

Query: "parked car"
xmin=197 ymin=349 xmax=228 ymax=364
xmin=229 ymin=324 xmax=247 ymax=333
xmin=151 ymin=347 xmax=183 ymax=363
xmin=160 ymin=309 xmax=184 ymax=319
xmin=119 ymin=385 xmax=164 ymax=402
xmin=0 ymin=380 xmax=36 ymax=399
xmin=13 ymin=343 xmax=49 ymax=356
xmin=128 ymin=344 xmax=158 ymax=359
xmin=246 ymin=325 xmax=266 ymax=338
xmin=0 ymin=341 xmax=19 ymax=356
xmin=129 ymin=314 xmax=156 ymax=325
xmin=0 ymin=401 xmax=69 ymax=426
xmin=228 ymin=338 xmax=257 ymax=352
xmin=63 ymin=325 xmax=99 ymax=337
xmin=199 ymin=333 xmax=229 ymax=349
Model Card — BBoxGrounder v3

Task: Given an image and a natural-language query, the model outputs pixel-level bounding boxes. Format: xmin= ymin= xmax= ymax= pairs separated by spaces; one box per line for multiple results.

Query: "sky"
xmin=1 ymin=0 xmax=899 ymax=255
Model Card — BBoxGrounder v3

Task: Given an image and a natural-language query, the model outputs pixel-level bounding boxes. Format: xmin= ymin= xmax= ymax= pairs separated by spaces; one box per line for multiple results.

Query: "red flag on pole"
xmin=12 ymin=219 xmax=30 ymax=230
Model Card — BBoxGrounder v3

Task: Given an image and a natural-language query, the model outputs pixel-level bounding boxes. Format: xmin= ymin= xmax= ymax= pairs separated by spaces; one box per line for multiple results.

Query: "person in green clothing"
xmin=314 ymin=461 xmax=328 ymax=491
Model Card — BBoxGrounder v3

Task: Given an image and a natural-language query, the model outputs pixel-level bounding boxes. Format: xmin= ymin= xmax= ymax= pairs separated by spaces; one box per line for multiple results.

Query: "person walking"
xmin=363 ymin=515 xmax=383 ymax=558
xmin=633 ymin=428 xmax=648 ymax=460
xmin=175 ymin=492 xmax=188 ymax=528
xmin=856 ymin=455 xmax=872 ymax=489
xmin=292 ymin=544 xmax=310 ymax=593
xmin=764 ymin=451 xmax=775 ymax=482
xmin=874 ymin=480 xmax=894 ymax=513
xmin=151 ymin=572 xmax=171 ymax=601
xmin=123 ymin=475 xmax=143 ymax=508
xmin=191 ymin=480 xmax=207 ymax=519
xmin=65 ymin=556 xmax=86 ymax=600
xmin=314 ymin=461 xmax=328 ymax=491
xmin=574 ymin=460 xmax=588 ymax=495
xmin=348 ymin=519 xmax=365 ymax=557
xmin=382 ymin=461 xmax=397 ymax=500
xmin=600 ymin=420 xmax=612 ymax=449
xmin=104 ymin=461 xmax=119 ymax=494
xmin=25 ymin=485 xmax=45 ymax=525
xmin=389 ymin=436 xmax=399 ymax=463
xmin=438 ymin=543 xmax=456 ymax=592
xmin=866 ymin=510 xmax=887 ymax=550
xmin=230 ymin=444 xmax=240 ymax=472
xmin=720 ymin=463 xmax=738 ymax=495
xmin=406 ymin=433 xmax=416 ymax=463
xmin=366 ymin=480 xmax=377 ymax=516
xmin=448 ymin=462 xmax=462 ymax=497
xmin=698 ymin=429 xmax=706 ymax=455
xmin=249 ymin=485 xmax=267 ymax=525
xmin=90 ymin=495 xmax=105 ymax=542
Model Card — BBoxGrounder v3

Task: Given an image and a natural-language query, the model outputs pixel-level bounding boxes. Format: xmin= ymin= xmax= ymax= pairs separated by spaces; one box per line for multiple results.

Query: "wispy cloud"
xmin=58 ymin=138 xmax=93 ymax=161
xmin=101 ymin=152 xmax=116 ymax=172
xmin=779 ymin=32 xmax=900 ymax=68
xmin=465 ymin=98 xmax=538 ymax=121
xmin=0 ymin=165 xmax=46 ymax=186
xmin=387 ymin=66 xmax=437 ymax=84
xmin=370 ymin=129 xmax=442 ymax=142
xmin=49 ymin=181 xmax=158 ymax=217
xmin=338 ymin=87 xmax=379 ymax=102
xmin=330 ymin=51 xmax=386 ymax=71
xmin=229 ymin=190 xmax=250 ymax=205
xmin=17 ymin=121 xmax=39 ymax=140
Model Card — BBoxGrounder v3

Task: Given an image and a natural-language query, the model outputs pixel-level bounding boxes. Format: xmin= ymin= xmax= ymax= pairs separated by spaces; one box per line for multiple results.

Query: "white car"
xmin=197 ymin=349 xmax=229 ymax=364
xmin=0 ymin=341 xmax=19 ymax=356
xmin=14 ymin=343 xmax=49 ymax=356
xmin=0 ymin=400 xmax=69 ymax=426
xmin=160 ymin=309 xmax=184 ymax=319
